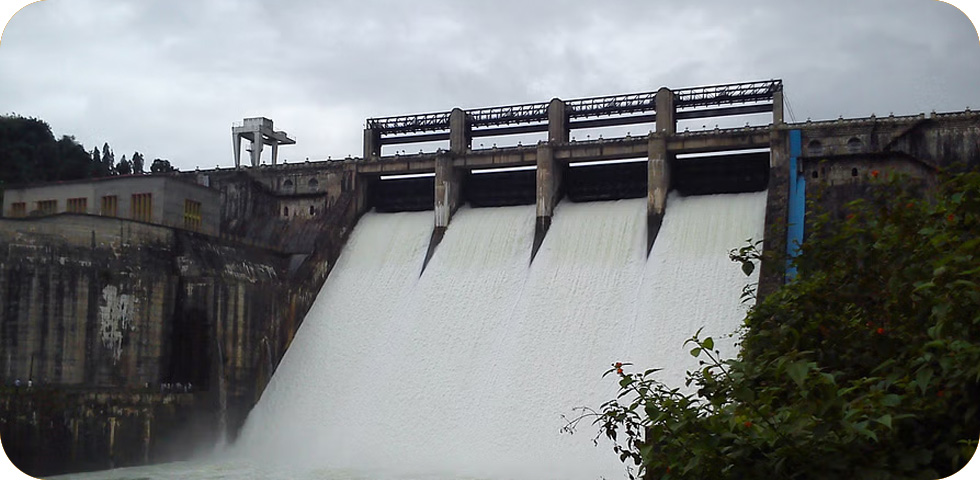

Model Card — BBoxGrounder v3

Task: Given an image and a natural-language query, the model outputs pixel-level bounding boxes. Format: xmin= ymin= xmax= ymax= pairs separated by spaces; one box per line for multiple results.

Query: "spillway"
xmin=56 ymin=192 xmax=766 ymax=480
xmin=220 ymin=191 xmax=767 ymax=479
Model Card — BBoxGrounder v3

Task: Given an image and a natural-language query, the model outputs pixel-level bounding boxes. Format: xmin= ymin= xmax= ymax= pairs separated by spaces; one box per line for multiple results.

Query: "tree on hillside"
xmin=568 ymin=171 xmax=980 ymax=479
xmin=0 ymin=115 xmax=106 ymax=185
xmin=101 ymin=143 xmax=115 ymax=176
xmin=116 ymin=155 xmax=132 ymax=175
xmin=89 ymin=147 xmax=111 ymax=177
xmin=150 ymin=158 xmax=177 ymax=173
xmin=132 ymin=151 xmax=144 ymax=174
xmin=0 ymin=115 xmax=57 ymax=184
xmin=55 ymin=135 xmax=96 ymax=180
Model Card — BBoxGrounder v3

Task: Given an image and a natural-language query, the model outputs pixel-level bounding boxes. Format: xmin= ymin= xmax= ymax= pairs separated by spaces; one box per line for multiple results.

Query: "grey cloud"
xmin=0 ymin=0 xmax=977 ymax=169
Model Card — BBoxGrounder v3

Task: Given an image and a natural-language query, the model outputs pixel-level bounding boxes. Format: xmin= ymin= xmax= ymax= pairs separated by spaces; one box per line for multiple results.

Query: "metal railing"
xmin=365 ymin=79 xmax=782 ymax=137
xmin=674 ymin=80 xmax=781 ymax=109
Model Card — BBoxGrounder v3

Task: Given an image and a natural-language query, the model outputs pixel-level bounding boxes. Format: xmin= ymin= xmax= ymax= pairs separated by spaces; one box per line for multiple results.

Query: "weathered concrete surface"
xmin=532 ymin=142 xmax=562 ymax=262
xmin=757 ymin=129 xmax=791 ymax=299
xmin=646 ymin=135 xmax=670 ymax=255
xmin=757 ymin=110 xmax=979 ymax=299
xmin=0 ymin=388 xmax=207 ymax=476
xmin=2 ymin=176 xmax=221 ymax=236
xmin=423 ymin=153 xmax=463 ymax=272
xmin=0 ymin=172 xmax=363 ymax=476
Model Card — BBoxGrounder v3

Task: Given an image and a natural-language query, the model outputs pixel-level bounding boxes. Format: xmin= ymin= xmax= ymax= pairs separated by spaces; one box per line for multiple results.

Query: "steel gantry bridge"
xmin=363 ymin=80 xmax=783 ymax=153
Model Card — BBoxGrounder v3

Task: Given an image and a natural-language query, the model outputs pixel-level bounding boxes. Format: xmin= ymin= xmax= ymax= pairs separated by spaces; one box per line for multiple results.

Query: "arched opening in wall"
xmin=851 ymin=167 xmax=859 ymax=177
xmin=847 ymin=137 xmax=863 ymax=154
xmin=812 ymin=170 xmax=818 ymax=179
xmin=309 ymin=205 xmax=316 ymax=216
xmin=308 ymin=178 xmax=319 ymax=190
xmin=283 ymin=179 xmax=294 ymax=189
xmin=807 ymin=140 xmax=823 ymax=156
xmin=283 ymin=206 xmax=289 ymax=217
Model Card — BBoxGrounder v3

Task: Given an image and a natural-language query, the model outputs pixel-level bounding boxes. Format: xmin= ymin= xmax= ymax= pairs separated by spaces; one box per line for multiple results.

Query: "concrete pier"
xmin=364 ymin=128 xmax=381 ymax=160
xmin=647 ymin=135 xmax=671 ymax=255
xmin=532 ymin=142 xmax=562 ymax=262
xmin=655 ymin=87 xmax=676 ymax=134
xmin=450 ymin=108 xmax=470 ymax=154
xmin=424 ymin=151 xmax=463 ymax=272
xmin=548 ymin=98 xmax=569 ymax=143
xmin=758 ymin=129 xmax=790 ymax=298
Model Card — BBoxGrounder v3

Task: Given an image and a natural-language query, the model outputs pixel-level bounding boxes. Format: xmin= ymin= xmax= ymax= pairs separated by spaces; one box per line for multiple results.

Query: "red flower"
xmin=614 ymin=362 xmax=622 ymax=369
xmin=871 ymin=170 xmax=880 ymax=178
xmin=876 ymin=327 xmax=885 ymax=335
xmin=947 ymin=213 xmax=955 ymax=223
xmin=616 ymin=368 xmax=624 ymax=375
xmin=906 ymin=202 xmax=914 ymax=209
xmin=846 ymin=213 xmax=856 ymax=220
xmin=937 ymin=390 xmax=945 ymax=398
xmin=744 ymin=421 xmax=753 ymax=428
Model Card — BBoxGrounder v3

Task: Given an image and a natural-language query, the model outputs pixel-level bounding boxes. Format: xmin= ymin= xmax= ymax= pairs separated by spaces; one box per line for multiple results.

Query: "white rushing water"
xmin=57 ymin=191 xmax=767 ymax=480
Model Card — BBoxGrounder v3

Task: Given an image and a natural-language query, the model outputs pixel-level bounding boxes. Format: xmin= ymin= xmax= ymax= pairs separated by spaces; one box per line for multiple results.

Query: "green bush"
xmin=566 ymin=170 xmax=980 ymax=479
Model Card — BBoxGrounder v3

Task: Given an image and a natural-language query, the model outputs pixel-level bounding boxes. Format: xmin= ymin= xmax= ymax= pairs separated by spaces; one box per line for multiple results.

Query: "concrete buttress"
xmin=532 ymin=142 xmax=562 ymax=263
xmin=423 ymin=152 xmax=462 ymax=272
xmin=647 ymin=134 xmax=670 ymax=255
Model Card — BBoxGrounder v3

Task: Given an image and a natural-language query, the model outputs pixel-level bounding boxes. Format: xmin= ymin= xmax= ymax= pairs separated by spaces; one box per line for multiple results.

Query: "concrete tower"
xmin=232 ymin=117 xmax=296 ymax=168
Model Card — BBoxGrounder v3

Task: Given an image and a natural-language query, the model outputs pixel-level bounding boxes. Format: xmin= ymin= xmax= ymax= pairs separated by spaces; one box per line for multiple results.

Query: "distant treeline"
xmin=0 ymin=114 xmax=178 ymax=188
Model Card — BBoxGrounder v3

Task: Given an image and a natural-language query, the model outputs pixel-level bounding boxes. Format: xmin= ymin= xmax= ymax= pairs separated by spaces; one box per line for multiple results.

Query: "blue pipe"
xmin=786 ymin=129 xmax=804 ymax=281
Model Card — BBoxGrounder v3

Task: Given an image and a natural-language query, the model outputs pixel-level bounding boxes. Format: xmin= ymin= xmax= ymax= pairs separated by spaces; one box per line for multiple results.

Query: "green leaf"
xmin=786 ymin=360 xmax=810 ymax=389
xmin=876 ymin=414 xmax=893 ymax=430
xmin=854 ymin=421 xmax=879 ymax=442
xmin=690 ymin=347 xmax=702 ymax=358
xmin=703 ymin=337 xmax=714 ymax=351
xmin=741 ymin=260 xmax=755 ymax=276
xmin=880 ymin=394 xmax=901 ymax=407
xmin=916 ymin=367 xmax=934 ymax=395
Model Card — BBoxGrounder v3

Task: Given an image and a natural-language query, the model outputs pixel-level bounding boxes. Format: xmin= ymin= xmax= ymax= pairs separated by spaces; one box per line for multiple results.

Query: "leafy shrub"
xmin=566 ymin=171 xmax=980 ymax=479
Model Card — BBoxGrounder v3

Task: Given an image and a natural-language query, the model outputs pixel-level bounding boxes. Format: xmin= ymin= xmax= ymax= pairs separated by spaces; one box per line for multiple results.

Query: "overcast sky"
xmin=1 ymin=0 xmax=978 ymax=171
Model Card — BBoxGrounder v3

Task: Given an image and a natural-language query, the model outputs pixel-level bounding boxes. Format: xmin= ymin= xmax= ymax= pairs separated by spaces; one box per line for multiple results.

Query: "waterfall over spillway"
xmin=232 ymin=191 xmax=768 ymax=479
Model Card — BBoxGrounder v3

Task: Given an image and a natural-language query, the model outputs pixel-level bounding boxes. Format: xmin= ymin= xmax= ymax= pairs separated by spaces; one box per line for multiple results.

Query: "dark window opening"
xmin=807 ymin=140 xmax=823 ymax=156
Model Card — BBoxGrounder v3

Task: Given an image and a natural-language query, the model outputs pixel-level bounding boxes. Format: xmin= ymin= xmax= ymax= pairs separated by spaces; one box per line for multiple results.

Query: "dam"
xmin=225 ymin=192 xmax=767 ymax=479
xmin=0 ymin=80 xmax=978 ymax=477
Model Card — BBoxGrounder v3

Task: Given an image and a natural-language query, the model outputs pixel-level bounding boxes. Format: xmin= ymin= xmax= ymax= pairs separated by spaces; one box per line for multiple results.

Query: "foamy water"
xmin=57 ymin=192 xmax=767 ymax=480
